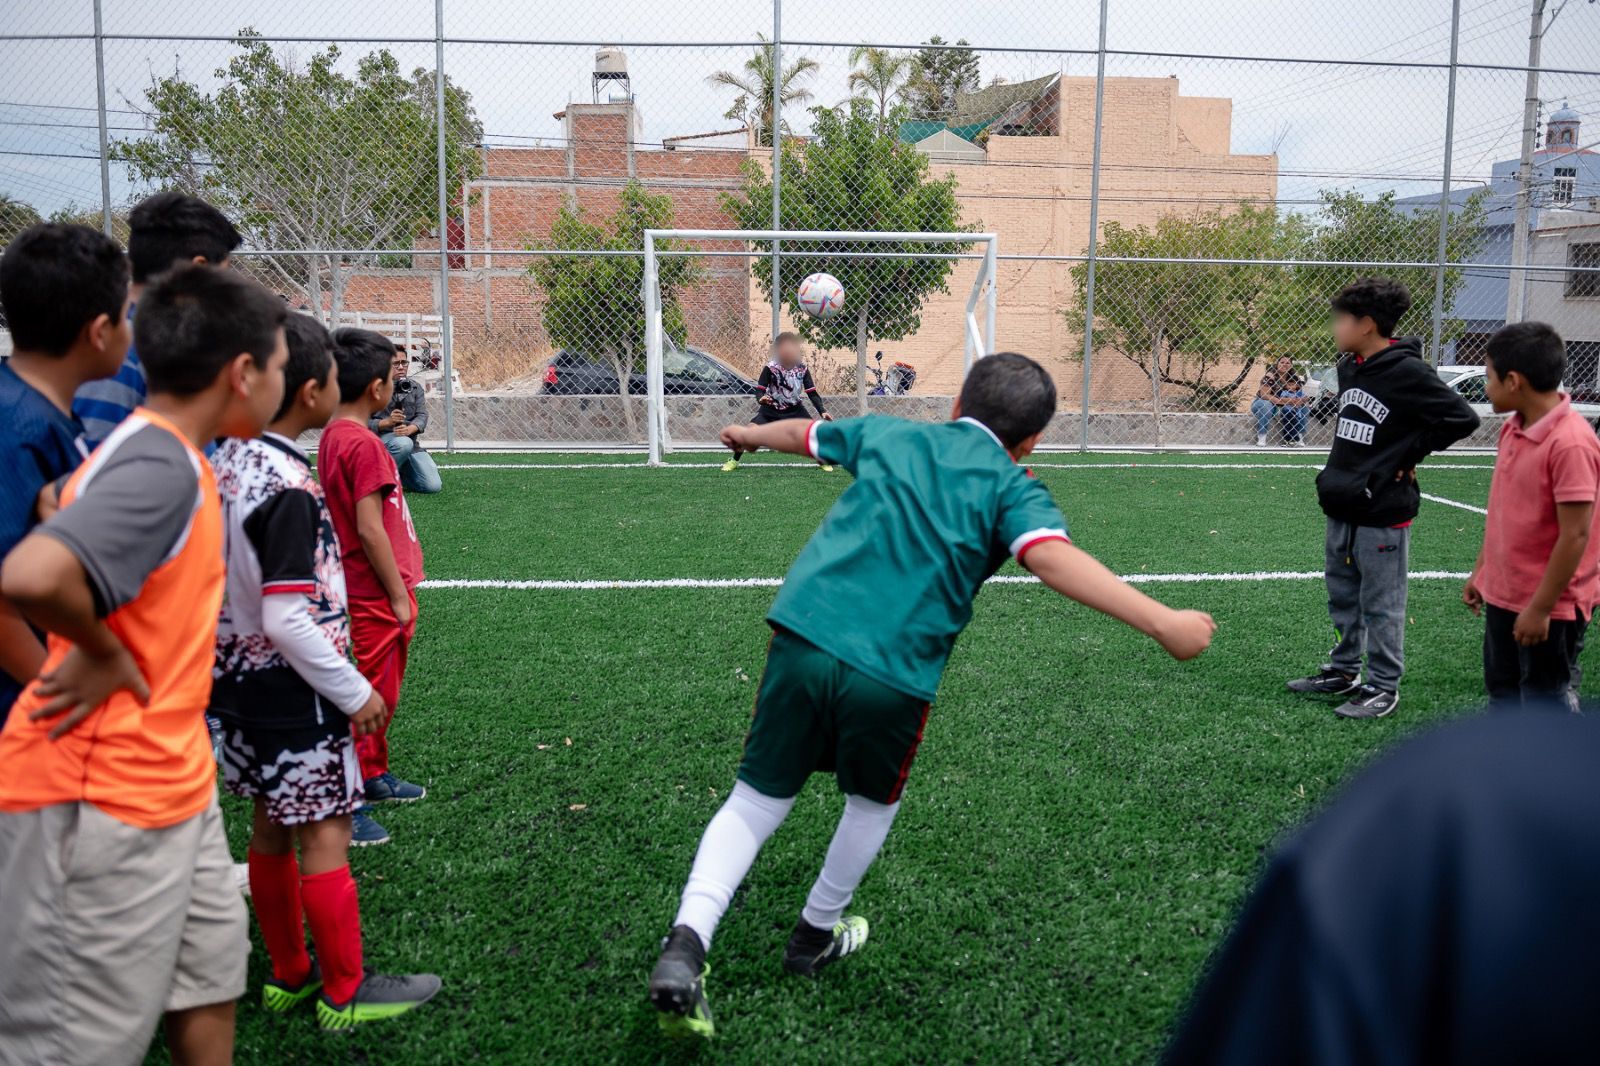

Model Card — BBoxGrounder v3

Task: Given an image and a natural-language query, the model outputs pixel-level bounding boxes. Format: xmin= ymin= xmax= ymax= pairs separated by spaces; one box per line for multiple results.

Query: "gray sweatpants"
xmin=1324 ymin=518 xmax=1410 ymax=692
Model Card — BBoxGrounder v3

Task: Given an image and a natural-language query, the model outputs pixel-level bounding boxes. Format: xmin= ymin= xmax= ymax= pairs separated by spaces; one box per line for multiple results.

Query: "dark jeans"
xmin=1484 ymin=603 xmax=1587 ymax=714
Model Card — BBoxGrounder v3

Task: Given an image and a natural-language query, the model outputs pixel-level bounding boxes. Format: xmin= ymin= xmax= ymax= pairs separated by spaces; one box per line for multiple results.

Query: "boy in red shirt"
xmin=319 ymin=328 xmax=426 ymax=846
xmin=1463 ymin=322 xmax=1600 ymax=713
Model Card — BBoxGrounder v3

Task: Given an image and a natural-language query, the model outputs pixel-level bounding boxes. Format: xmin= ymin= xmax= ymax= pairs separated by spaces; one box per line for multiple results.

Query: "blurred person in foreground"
xmin=1164 ymin=711 xmax=1600 ymax=1065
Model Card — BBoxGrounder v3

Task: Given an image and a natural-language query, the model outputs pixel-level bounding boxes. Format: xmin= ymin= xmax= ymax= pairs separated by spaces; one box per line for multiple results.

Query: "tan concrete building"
xmin=763 ymin=74 xmax=1277 ymax=401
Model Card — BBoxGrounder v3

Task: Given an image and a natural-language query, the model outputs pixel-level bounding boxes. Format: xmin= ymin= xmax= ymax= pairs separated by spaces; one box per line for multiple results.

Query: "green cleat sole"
xmin=657 ymin=1010 xmax=715 ymax=1040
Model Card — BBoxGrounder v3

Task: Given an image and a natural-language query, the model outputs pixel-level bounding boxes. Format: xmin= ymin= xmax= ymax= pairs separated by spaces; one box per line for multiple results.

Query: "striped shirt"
xmin=72 ymin=312 xmax=146 ymax=447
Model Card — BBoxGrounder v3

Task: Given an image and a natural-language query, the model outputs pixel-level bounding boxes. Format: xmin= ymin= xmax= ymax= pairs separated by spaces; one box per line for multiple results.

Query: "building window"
xmin=1569 ymin=243 xmax=1600 ymax=299
xmin=1568 ymin=341 xmax=1600 ymax=391
xmin=1553 ymin=166 xmax=1577 ymax=206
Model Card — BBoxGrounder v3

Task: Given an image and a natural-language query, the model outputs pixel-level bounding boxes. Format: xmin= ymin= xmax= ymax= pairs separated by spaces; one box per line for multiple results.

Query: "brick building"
xmin=344 ymin=70 xmax=1275 ymax=403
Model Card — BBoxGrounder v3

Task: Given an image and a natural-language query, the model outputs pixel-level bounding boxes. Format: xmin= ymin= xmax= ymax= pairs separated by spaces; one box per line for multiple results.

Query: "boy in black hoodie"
xmin=1288 ymin=277 xmax=1479 ymax=719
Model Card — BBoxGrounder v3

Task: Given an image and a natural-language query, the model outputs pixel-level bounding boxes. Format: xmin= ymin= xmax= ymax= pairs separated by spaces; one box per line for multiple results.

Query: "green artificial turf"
xmin=178 ymin=453 xmax=1539 ymax=1064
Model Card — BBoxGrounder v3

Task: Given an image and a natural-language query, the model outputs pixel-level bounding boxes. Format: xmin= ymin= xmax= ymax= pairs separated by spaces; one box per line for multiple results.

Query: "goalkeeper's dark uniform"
xmin=730 ymin=361 xmax=828 ymax=462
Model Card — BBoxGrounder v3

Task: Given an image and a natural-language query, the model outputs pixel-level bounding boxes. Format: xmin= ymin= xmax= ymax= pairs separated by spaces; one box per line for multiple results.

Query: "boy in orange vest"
xmin=0 ymin=265 xmax=287 ymax=1065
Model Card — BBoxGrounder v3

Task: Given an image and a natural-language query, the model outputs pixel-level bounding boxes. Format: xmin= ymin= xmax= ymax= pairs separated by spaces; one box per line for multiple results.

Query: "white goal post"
xmin=642 ymin=229 xmax=999 ymax=465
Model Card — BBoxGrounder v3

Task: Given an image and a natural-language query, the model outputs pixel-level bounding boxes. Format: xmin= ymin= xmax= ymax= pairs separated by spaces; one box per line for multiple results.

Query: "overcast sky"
xmin=4 ymin=0 xmax=1598 ymax=218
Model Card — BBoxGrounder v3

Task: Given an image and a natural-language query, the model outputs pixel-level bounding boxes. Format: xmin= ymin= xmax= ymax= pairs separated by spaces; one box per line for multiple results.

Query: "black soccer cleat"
xmin=1287 ymin=666 xmax=1361 ymax=697
xmin=1335 ymin=685 xmax=1400 ymax=720
xmin=649 ymin=925 xmax=714 ymax=1039
xmin=782 ymin=915 xmax=870 ymax=977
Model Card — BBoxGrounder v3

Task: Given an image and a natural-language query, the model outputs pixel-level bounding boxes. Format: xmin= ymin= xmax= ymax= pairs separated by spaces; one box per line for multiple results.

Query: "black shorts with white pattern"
xmin=220 ymin=716 xmax=363 ymax=826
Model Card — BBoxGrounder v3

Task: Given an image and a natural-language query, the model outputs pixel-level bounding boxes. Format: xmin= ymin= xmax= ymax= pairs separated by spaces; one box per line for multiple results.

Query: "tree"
xmin=47 ymin=203 xmax=131 ymax=245
xmin=529 ymin=181 xmax=702 ymax=442
xmin=1299 ymin=189 xmax=1488 ymax=344
xmin=1069 ymin=209 xmax=1273 ymax=421
xmin=847 ymin=46 xmax=917 ymax=129
xmin=1067 ymin=193 xmax=1489 ymax=421
xmin=905 ymin=37 xmax=981 ymax=122
xmin=729 ymin=99 xmax=971 ymax=404
xmin=708 ymin=35 xmax=820 ymax=147
xmin=1 ymin=195 xmax=42 ymax=247
xmin=111 ymin=29 xmax=483 ymax=321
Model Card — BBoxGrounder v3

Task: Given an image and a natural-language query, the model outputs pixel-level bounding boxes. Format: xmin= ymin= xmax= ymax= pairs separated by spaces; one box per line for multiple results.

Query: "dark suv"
xmin=541 ymin=341 xmax=759 ymax=397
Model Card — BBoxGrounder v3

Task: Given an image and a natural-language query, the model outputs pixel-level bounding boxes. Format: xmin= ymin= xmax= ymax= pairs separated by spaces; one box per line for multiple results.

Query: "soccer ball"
xmin=797 ymin=273 xmax=846 ymax=321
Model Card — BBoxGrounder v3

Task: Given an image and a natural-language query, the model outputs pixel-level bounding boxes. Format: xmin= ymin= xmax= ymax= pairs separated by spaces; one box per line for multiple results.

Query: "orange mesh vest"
xmin=0 ymin=410 xmax=223 ymax=829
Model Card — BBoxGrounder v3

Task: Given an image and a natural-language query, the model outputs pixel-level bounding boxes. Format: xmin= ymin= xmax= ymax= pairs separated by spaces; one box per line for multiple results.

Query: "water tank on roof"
xmin=595 ymin=47 xmax=628 ymax=77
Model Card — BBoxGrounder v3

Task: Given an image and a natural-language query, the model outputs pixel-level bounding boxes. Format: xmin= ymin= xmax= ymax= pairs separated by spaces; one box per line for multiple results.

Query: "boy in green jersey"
xmin=648 ymin=352 xmax=1218 ymax=1039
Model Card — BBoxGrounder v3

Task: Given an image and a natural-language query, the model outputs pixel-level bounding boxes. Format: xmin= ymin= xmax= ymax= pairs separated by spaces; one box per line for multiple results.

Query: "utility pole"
xmin=1506 ymin=0 xmax=1589 ymax=322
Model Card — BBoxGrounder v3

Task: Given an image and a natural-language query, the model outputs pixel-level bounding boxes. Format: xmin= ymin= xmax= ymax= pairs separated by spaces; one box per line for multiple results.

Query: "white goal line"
xmin=433 ymin=461 xmax=1496 ymax=472
xmin=418 ymin=570 xmax=1472 ymax=592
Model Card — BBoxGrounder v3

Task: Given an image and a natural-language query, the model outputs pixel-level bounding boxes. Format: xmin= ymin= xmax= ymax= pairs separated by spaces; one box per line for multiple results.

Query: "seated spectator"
xmin=369 ymin=343 xmax=441 ymax=495
xmin=1251 ymin=357 xmax=1307 ymax=447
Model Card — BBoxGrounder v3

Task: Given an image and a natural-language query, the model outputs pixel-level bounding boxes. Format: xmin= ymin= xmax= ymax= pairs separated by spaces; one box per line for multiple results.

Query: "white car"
xmin=1441 ymin=365 xmax=1600 ymax=419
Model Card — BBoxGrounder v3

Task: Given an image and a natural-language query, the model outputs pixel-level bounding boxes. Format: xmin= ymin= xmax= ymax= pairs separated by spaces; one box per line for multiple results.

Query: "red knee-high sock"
xmin=301 ymin=865 xmax=366 ymax=1005
xmin=248 ymin=849 xmax=311 ymax=985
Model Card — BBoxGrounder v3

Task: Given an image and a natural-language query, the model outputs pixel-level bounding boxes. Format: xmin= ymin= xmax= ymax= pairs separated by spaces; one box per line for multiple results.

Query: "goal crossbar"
xmin=642 ymin=229 xmax=999 ymax=464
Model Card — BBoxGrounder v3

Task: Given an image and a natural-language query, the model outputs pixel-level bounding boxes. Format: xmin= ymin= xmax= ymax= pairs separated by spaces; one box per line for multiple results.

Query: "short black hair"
xmin=127 ymin=192 xmax=242 ymax=284
xmin=958 ymin=352 xmax=1057 ymax=448
xmin=0 ymin=223 xmax=128 ymax=356
xmin=332 ymin=327 xmax=395 ymax=403
xmin=1330 ymin=276 xmax=1413 ymax=338
xmin=134 ymin=264 xmax=286 ymax=396
xmin=1486 ymin=321 xmax=1566 ymax=393
xmin=274 ymin=313 xmax=335 ymax=420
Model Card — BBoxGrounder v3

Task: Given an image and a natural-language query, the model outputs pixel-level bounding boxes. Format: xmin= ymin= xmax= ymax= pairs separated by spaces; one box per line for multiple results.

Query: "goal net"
xmin=641 ymin=229 xmax=999 ymax=464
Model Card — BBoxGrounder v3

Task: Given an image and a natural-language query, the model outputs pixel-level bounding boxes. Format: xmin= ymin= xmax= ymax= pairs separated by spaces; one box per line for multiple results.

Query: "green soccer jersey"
xmin=767 ymin=416 xmax=1070 ymax=702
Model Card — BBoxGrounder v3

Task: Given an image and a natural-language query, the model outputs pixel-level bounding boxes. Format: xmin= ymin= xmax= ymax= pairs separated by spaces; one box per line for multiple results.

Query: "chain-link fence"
xmin=4 ymin=0 xmax=1598 ymax=450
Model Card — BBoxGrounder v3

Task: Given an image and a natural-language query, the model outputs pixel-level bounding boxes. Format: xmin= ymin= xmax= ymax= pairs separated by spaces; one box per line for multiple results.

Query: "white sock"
xmin=673 ymin=781 xmax=795 ymax=951
xmin=800 ymin=794 xmax=900 ymax=931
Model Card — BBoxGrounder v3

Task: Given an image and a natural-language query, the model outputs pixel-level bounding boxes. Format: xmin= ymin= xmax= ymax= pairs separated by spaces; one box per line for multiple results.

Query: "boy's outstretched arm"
xmin=721 ymin=419 xmax=814 ymax=457
xmin=1022 ymin=539 xmax=1216 ymax=660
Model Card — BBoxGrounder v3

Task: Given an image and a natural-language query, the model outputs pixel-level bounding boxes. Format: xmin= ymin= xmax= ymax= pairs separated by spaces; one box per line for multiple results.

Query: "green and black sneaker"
xmin=316 ymin=970 xmax=441 ymax=1031
xmin=782 ymin=915 xmax=869 ymax=977
xmin=262 ymin=959 xmax=322 ymax=1013
xmin=648 ymin=925 xmax=714 ymax=1040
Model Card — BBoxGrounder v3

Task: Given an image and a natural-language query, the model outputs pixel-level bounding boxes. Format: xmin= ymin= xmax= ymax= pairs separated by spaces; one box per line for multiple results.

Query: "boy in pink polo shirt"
xmin=1464 ymin=322 xmax=1600 ymax=713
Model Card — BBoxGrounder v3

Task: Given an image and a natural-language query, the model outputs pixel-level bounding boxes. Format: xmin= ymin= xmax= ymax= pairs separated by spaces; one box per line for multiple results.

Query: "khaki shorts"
xmin=0 ymin=796 xmax=249 ymax=1066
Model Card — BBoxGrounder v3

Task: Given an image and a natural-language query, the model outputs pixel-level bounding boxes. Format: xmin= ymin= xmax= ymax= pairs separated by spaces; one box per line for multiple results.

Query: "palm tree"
xmin=847 ymin=46 xmax=917 ymax=128
xmin=707 ymin=34 xmax=820 ymax=147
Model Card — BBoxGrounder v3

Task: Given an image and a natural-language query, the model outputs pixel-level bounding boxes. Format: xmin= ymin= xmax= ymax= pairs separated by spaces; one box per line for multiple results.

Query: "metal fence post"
xmin=1428 ymin=0 xmax=1463 ymax=367
xmin=1078 ymin=0 xmax=1110 ymax=452
xmin=770 ymin=0 xmax=783 ymax=341
xmin=92 ymin=0 xmax=112 ymax=236
xmin=434 ymin=0 xmax=455 ymax=451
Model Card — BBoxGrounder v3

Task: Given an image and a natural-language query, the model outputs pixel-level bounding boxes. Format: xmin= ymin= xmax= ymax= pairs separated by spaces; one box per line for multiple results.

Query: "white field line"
xmin=434 ymin=461 xmax=1496 ymax=472
xmin=1420 ymin=492 xmax=1489 ymax=515
xmin=418 ymin=570 xmax=1472 ymax=592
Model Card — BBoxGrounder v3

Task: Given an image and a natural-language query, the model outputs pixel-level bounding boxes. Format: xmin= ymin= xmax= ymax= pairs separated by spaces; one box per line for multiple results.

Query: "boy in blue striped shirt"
xmin=72 ymin=192 xmax=241 ymax=446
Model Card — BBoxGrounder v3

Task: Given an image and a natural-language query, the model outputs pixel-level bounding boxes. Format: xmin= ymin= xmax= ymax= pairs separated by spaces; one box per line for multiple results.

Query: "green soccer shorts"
xmin=737 ymin=628 xmax=931 ymax=805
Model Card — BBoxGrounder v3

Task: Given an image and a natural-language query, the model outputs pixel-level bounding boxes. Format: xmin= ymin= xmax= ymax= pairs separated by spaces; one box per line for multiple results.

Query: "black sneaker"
xmin=1287 ymin=666 xmax=1360 ymax=697
xmin=1335 ymin=685 xmax=1400 ymax=719
xmin=781 ymin=915 xmax=870 ymax=977
xmin=648 ymin=925 xmax=713 ymax=1039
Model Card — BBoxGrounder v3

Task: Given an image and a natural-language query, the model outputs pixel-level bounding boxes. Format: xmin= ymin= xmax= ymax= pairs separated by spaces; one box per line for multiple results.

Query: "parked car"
xmin=540 ymin=340 xmax=760 ymax=397
xmin=1444 ymin=365 xmax=1600 ymax=419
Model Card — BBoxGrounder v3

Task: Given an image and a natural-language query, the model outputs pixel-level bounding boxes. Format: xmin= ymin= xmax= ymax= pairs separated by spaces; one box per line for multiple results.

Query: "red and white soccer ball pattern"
xmin=797 ymin=272 xmax=846 ymax=321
